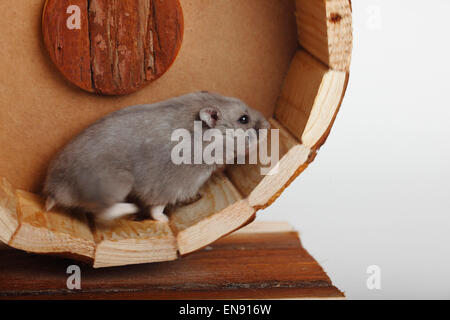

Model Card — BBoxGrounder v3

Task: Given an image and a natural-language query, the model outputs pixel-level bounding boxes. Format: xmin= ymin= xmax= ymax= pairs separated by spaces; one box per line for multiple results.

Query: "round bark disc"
xmin=42 ymin=0 xmax=184 ymax=95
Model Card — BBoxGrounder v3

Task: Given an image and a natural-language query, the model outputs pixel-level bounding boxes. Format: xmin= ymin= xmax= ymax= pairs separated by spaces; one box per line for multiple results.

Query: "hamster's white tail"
xmin=45 ymin=197 xmax=56 ymax=211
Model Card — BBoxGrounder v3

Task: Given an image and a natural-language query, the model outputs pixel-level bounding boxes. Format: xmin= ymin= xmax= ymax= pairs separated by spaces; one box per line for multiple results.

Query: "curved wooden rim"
xmin=180 ymin=0 xmax=354 ymax=255
xmin=259 ymin=0 xmax=353 ymax=211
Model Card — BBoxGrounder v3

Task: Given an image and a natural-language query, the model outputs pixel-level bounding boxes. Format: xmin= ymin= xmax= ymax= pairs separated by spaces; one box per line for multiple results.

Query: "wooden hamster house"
xmin=0 ymin=0 xmax=352 ymax=268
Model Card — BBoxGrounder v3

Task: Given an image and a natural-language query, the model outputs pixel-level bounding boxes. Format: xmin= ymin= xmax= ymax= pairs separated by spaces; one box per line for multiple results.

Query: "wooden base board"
xmin=0 ymin=221 xmax=344 ymax=300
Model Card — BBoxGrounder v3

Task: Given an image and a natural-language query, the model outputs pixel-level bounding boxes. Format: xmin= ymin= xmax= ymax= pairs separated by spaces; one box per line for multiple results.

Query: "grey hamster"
xmin=43 ymin=91 xmax=270 ymax=222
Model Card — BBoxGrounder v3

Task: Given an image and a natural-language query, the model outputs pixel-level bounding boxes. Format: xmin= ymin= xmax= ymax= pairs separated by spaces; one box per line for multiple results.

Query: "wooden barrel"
xmin=0 ymin=0 xmax=352 ymax=267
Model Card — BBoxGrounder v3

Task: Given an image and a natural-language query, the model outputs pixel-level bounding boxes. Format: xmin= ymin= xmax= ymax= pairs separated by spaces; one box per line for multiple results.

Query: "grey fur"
xmin=43 ymin=91 xmax=269 ymax=219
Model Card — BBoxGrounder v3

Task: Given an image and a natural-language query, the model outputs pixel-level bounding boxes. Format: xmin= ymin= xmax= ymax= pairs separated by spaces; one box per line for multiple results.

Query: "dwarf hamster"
xmin=43 ymin=91 xmax=270 ymax=222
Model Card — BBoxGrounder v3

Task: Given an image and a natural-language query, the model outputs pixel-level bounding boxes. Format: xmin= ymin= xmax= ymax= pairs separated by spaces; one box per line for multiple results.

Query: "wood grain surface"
xmin=92 ymin=218 xmax=178 ymax=268
xmin=226 ymin=118 xmax=310 ymax=208
xmin=9 ymin=190 xmax=95 ymax=260
xmin=0 ymin=178 xmax=18 ymax=244
xmin=0 ymin=222 xmax=344 ymax=299
xmin=295 ymin=0 xmax=352 ymax=71
xmin=42 ymin=0 xmax=184 ymax=95
xmin=275 ymin=50 xmax=347 ymax=149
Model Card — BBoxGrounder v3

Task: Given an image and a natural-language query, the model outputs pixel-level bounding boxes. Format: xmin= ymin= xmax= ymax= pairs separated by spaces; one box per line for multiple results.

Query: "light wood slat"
xmin=296 ymin=0 xmax=352 ymax=71
xmin=171 ymin=172 xmax=255 ymax=255
xmin=226 ymin=118 xmax=310 ymax=208
xmin=234 ymin=220 xmax=295 ymax=234
xmin=176 ymin=199 xmax=255 ymax=255
xmin=170 ymin=173 xmax=242 ymax=232
xmin=0 ymin=178 xmax=19 ymax=245
xmin=92 ymin=219 xmax=177 ymax=268
xmin=275 ymin=50 xmax=347 ymax=149
xmin=8 ymin=190 xmax=95 ymax=260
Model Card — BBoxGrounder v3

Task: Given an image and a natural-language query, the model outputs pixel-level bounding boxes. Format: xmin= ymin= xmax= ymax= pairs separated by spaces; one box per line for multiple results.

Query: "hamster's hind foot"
xmin=97 ymin=203 xmax=139 ymax=222
xmin=150 ymin=205 xmax=169 ymax=223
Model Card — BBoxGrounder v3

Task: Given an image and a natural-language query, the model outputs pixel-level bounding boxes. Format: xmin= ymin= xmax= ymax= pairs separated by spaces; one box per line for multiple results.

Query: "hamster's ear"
xmin=199 ymin=107 xmax=220 ymax=128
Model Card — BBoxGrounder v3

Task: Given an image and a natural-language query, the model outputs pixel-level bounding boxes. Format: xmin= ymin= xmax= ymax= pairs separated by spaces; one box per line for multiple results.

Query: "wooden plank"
xmin=170 ymin=173 xmax=243 ymax=233
xmin=1 ymin=286 xmax=344 ymax=300
xmin=0 ymin=223 xmax=344 ymax=299
xmin=296 ymin=0 xmax=352 ymax=71
xmin=176 ymin=200 xmax=255 ymax=255
xmin=92 ymin=219 xmax=177 ymax=268
xmin=234 ymin=220 xmax=294 ymax=234
xmin=171 ymin=173 xmax=255 ymax=255
xmin=0 ymin=178 xmax=19 ymax=244
xmin=8 ymin=190 xmax=95 ymax=260
xmin=226 ymin=118 xmax=310 ymax=208
xmin=275 ymin=50 xmax=347 ymax=149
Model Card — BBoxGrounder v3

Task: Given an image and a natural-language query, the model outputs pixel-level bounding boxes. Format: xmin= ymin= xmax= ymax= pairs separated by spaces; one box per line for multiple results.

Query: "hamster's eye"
xmin=238 ymin=115 xmax=249 ymax=124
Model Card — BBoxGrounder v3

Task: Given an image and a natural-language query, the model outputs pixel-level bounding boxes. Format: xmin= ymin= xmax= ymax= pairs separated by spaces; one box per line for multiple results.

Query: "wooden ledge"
xmin=0 ymin=221 xmax=344 ymax=300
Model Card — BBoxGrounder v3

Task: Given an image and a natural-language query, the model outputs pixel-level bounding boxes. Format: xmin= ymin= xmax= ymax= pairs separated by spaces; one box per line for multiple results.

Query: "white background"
xmin=260 ymin=0 xmax=450 ymax=299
